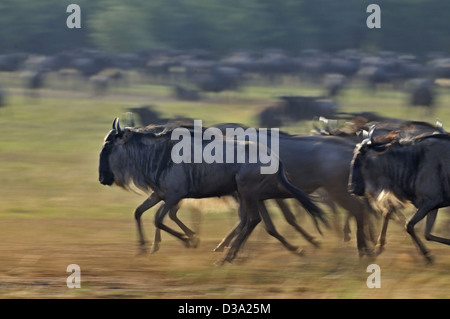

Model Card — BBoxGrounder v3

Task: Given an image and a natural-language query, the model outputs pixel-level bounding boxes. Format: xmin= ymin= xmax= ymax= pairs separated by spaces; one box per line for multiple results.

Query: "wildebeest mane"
xmin=367 ymin=132 xmax=449 ymax=200
xmin=110 ymin=121 xmax=232 ymax=193
xmin=374 ymin=142 xmax=426 ymax=201
xmin=110 ymin=127 xmax=178 ymax=192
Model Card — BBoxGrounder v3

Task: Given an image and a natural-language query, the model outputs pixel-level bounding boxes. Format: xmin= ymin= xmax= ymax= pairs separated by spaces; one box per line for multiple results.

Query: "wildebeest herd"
xmin=1 ymin=47 xmax=449 ymax=117
xmin=98 ymin=112 xmax=449 ymax=265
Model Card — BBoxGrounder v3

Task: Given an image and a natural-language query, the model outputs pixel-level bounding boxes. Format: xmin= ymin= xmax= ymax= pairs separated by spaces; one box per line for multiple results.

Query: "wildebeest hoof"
xmin=189 ymin=236 xmax=200 ymax=248
xmin=361 ymin=248 xmax=376 ymax=261
xmin=424 ymin=253 xmax=434 ymax=265
xmin=214 ymin=257 xmax=233 ymax=266
xmin=213 ymin=246 xmax=224 ymax=252
xmin=311 ymin=239 xmax=321 ymax=248
xmin=374 ymin=245 xmax=384 ymax=255
xmin=149 ymin=244 xmax=160 ymax=254
xmin=295 ymin=247 xmax=304 ymax=256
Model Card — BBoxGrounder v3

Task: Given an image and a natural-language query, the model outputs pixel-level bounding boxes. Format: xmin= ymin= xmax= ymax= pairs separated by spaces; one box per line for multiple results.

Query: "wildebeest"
xmin=195 ymin=66 xmax=242 ymax=93
xmin=349 ymin=128 xmax=450 ymax=263
xmin=98 ymin=119 xmax=328 ymax=263
xmin=211 ymin=130 xmax=374 ymax=257
xmin=145 ymin=122 xmax=378 ymax=257
xmin=20 ymin=69 xmax=46 ymax=99
xmin=312 ymin=115 xmax=447 ymax=242
xmin=173 ymin=85 xmax=200 ymax=101
xmin=258 ymin=95 xmax=338 ymax=127
xmin=406 ymin=78 xmax=435 ymax=111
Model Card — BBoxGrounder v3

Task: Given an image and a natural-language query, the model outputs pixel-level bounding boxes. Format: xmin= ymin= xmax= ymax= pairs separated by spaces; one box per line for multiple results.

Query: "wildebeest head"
xmin=348 ymin=126 xmax=392 ymax=196
xmin=98 ymin=118 xmax=175 ymax=190
xmin=99 ymin=118 xmax=126 ymax=186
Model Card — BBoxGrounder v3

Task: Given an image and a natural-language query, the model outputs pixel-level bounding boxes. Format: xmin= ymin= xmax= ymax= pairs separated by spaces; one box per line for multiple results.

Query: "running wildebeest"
xmin=313 ymin=115 xmax=446 ymax=238
xmin=349 ymin=127 xmax=450 ymax=263
xmin=212 ymin=130 xmax=375 ymax=257
xmin=258 ymin=95 xmax=338 ymax=127
xmin=149 ymin=122 xmax=378 ymax=257
xmin=98 ymin=119 xmax=328 ymax=263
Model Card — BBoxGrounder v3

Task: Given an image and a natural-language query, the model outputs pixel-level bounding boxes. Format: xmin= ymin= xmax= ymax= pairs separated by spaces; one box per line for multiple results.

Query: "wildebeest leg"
xmin=275 ymin=199 xmax=320 ymax=247
xmin=374 ymin=207 xmax=395 ymax=255
xmin=316 ymin=189 xmax=346 ymax=240
xmin=154 ymin=201 xmax=191 ymax=247
xmin=259 ymin=201 xmax=302 ymax=254
xmin=405 ymin=204 xmax=436 ymax=263
xmin=150 ymin=205 xmax=164 ymax=254
xmin=152 ymin=228 xmax=162 ymax=254
xmin=328 ymin=190 xmax=371 ymax=256
xmin=134 ymin=192 xmax=162 ymax=254
xmin=213 ymin=221 xmax=240 ymax=252
xmin=424 ymin=209 xmax=450 ymax=245
xmin=221 ymin=201 xmax=261 ymax=264
xmin=214 ymin=200 xmax=248 ymax=253
xmin=168 ymin=204 xmax=200 ymax=248
xmin=363 ymin=198 xmax=378 ymax=244
xmin=343 ymin=214 xmax=352 ymax=242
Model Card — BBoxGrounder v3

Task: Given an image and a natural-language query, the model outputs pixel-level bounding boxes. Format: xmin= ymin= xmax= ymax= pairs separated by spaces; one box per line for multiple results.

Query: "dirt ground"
xmin=0 ymin=213 xmax=448 ymax=299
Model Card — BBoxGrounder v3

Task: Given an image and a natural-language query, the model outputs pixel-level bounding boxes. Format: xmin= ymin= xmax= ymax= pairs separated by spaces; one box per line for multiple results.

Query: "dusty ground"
xmin=0 ymin=212 xmax=448 ymax=299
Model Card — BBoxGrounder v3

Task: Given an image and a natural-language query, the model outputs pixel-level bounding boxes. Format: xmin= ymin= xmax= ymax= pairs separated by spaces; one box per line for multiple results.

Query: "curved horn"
xmin=116 ymin=118 xmax=123 ymax=136
xmin=367 ymin=125 xmax=376 ymax=144
xmin=112 ymin=118 xmax=118 ymax=130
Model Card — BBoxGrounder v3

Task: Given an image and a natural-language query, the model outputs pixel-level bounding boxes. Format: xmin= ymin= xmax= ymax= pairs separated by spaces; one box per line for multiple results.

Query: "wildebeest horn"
xmin=436 ymin=119 xmax=445 ymax=133
xmin=112 ymin=118 xmax=117 ymax=130
xmin=116 ymin=118 xmax=123 ymax=136
xmin=367 ymin=125 xmax=376 ymax=144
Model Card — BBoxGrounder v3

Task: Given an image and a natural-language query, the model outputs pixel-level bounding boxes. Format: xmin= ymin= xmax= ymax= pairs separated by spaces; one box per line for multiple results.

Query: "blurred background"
xmin=0 ymin=0 xmax=449 ymax=299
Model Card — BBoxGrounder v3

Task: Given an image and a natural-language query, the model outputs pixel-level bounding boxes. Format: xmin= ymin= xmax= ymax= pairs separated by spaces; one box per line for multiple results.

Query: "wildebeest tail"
xmin=278 ymin=161 xmax=329 ymax=234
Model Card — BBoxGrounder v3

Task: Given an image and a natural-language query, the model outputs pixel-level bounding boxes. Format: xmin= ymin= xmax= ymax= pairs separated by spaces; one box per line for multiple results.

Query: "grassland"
xmin=0 ymin=72 xmax=449 ymax=299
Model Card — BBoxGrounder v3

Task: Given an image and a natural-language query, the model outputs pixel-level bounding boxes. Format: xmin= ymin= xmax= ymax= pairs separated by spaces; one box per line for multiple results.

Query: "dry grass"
xmin=0 ymin=213 xmax=449 ymax=299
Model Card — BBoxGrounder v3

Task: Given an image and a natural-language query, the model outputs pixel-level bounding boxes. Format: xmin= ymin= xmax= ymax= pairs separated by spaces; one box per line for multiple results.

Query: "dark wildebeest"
xmin=212 ymin=131 xmax=374 ymax=257
xmin=98 ymin=119 xmax=328 ymax=263
xmin=349 ymin=128 xmax=450 ymax=263
xmin=258 ymin=95 xmax=338 ymax=127
xmin=196 ymin=66 xmax=242 ymax=93
xmin=150 ymin=122 xmax=379 ymax=257
xmin=313 ymin=116 xmax=446 ymax=235
xmin=173 ymin=85 xmax=200 ymax=101
xmin=408 ymin=78 xmax=435 ymax=112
